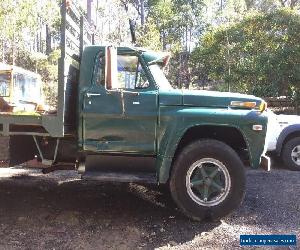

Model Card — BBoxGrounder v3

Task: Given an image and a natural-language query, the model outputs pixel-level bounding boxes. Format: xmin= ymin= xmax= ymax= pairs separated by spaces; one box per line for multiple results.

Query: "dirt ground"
xmin=0 ymin=159 xmax=299 ymax=250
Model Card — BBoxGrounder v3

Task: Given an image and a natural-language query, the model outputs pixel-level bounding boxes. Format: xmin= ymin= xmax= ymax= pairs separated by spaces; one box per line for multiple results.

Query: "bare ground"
xmin=0 ymin=159 xmax=299 ymax=250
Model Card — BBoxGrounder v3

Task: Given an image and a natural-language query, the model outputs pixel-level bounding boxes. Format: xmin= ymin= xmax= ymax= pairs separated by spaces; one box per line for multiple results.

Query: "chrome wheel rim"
xmin=186 ymin=158 xmax=231 ymax=207
xmin=291 ymin=145 xmax=300 ymax=166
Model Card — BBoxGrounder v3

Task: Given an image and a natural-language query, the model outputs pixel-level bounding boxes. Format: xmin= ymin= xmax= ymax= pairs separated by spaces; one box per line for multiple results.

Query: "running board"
xmin=82 ymin=171 xmax=157 ymax=184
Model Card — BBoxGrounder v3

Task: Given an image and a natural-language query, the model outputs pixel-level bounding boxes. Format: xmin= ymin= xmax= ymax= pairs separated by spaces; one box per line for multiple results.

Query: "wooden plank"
xmin=83 ymin=36 xmax=91 ymax=46
xmin=66 ymin=15 xmax=81 ymax=33
xmin=69 ymin=3 xmax=81 ymax=20
xmin=66 ymin=47 xmax=80 ymax=58
xmin=65 ymin=30 xmax=80 ymax=47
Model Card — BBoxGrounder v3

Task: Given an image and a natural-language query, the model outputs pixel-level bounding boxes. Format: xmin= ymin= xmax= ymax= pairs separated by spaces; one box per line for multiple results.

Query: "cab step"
xmin=81 ymin=171 xmax=157 ymax=184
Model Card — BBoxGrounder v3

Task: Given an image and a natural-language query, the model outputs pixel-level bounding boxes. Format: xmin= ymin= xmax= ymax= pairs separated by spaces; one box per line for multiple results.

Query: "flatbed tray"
xmin=0 ymin=113 xmax=63 ymax=137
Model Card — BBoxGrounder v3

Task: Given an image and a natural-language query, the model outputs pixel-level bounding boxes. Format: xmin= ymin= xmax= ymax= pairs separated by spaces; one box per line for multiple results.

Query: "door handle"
xmin=121 ymin=91 xmax=139 ymax=96
xmin=86 ymin=93 xmax=101 ymax=97
xmin=129 ymin=92 xmax=139 ymax=96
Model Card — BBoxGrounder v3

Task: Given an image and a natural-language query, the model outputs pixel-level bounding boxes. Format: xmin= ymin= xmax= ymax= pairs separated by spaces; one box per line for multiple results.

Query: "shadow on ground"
xmin=0 ymin=157 xmax=299 ymax=249
xmin=0 ymin=170 xmax=220 ymax=250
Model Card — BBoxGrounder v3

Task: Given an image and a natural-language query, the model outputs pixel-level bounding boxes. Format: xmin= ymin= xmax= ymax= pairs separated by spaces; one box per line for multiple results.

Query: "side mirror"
xmin=148 ymin=53 xmax=171 ymax=67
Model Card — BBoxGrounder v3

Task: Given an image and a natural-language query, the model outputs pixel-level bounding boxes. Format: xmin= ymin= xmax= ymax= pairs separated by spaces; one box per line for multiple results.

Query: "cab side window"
xmin=0 ymin=72 xmax=10 ymax=97
xmin=94 ymin=54 xmax=105 ymax=87
xmin=116 ymin=55 xmax=149 ymax=90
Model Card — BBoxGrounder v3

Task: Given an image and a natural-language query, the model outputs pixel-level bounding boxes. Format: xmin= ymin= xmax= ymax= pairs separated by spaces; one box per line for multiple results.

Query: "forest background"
xmin=0 ymin=0 xmax=300 ymax=109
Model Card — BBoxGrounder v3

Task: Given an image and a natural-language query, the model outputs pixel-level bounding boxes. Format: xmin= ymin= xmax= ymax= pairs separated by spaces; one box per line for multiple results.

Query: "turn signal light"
xmin=259 ymin=101 xmax=267 ymax=112
xmin=230 ymin=101 xmax=257 ymax=109
xmin=252 ymin=124 xmax=263 ymax=131
xmin=230 ymin=100 xmax=267 ymax=112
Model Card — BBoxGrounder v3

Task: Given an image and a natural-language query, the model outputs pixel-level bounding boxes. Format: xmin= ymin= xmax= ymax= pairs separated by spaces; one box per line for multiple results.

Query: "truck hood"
xmin=159 ymin=89 xmax=263 ymax=108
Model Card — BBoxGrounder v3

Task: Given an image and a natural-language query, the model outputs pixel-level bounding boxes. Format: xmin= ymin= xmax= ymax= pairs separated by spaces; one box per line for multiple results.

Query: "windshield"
xmin=0 ymin=72 xmax=10 ymax=97
xmin=13 ymin=73 xmax=40 ymax=102
xmin=148 ymin=64 xmax=172 ymax=90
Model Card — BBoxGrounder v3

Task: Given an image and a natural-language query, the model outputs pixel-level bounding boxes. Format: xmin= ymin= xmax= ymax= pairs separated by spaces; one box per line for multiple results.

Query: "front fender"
xmin=157 ymin=107 xmax=268 ymax=183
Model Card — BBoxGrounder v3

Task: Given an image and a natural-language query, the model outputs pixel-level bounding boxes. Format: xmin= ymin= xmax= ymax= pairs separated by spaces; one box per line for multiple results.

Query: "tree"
xmin=0 ymin=0 xmax=60 ymax=63
xmin=136 ymin=0 xmax=205 ymax=88
xmin=191 ymin=9 xmax=300 ymax=98
xmin=279 ymin=0 xmax=300 ymax=9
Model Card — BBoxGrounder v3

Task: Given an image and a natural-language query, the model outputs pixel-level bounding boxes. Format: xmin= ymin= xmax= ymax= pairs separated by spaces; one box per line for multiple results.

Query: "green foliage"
xmin=136 ymin=17 xmax=162 ymax=50
xmin=0 ymin=0 xmax=60 ymax=61
xmin=1 ymin=0 xmax=299 ymax=100
xmin=136 ymin=0 xmax=205 ymax=88
xmin=31 ymin=50 xmax=60 ymax=108
xmin=191 ymin=8 xmax=300 ymax=98
xmin=0 ymin=0 xmax=60 ymax=108
xmin=10 ymin=49 xmax=59 ymax=108
xmin=144 ymin=0 xmax=205 ymax=51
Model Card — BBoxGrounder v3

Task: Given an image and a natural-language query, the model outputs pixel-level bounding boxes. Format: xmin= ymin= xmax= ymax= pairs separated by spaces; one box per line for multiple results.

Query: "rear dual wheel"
xmin=170 ymin=139 xmax=246 ymax=221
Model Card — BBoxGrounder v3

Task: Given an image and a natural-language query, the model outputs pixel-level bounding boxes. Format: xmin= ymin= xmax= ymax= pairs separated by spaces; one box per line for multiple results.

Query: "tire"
xmin=281 ymin=137 xmax=300 ymax=171
xmin=169 ymin=139 xmax=246 ymax=221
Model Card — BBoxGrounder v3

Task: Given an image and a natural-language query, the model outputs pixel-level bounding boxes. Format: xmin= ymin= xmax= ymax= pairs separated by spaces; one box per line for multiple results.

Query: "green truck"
xmin=0 ymin=1 xmax=269 ymax=221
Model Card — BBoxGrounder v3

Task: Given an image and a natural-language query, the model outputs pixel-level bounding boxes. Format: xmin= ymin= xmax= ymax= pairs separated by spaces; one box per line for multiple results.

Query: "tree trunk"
xmin=121 ymin=1 xmax=136 ymax=45
xmin=129 ymin=19 xmax=136 ymax=44
xmin=179 ymin=53 xmax=182 ymax=88
xmin=12 ymin=34 xmax=15 ymax=66
xmin=162 ymin=27 xmax=166 ymax=50
xmin=2 ymin=40 xmax=5 ymax=63
xmin=87 ymin=0 xmax=93 ymax=24
xmin=189 ymin=28 xmax=192 ymax=53
xmin=185 ymin=26 xmax=188 ymax=51
xmin=290 ymin=0 xmax=298 ymax=9
xmin=279 ymin=0 xmax=288 ymax=7
xmin=140 ymin=0 xmax=145 ymax=26
xmin=40 ymin=30 xmax=42 ymax=53
xmin=36 ymin=33 xmax=39 ymax=53
xmin=46 ymin=25 xmax=52 ymax=55
xmin=280 ymin=76 xmax=289 ymax=96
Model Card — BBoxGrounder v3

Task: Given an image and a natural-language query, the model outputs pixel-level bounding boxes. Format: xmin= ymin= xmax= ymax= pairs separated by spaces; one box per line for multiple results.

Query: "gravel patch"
xmin=0 ymin=160 xmax=299 ymax=249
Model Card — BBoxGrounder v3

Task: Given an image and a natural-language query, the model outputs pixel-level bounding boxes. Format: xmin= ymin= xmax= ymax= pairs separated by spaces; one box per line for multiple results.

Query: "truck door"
xmin=82 ymin=48 xmax=158 ymax=155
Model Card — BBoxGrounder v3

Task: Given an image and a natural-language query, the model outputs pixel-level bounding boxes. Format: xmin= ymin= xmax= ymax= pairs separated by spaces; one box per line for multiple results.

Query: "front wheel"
xmin=170 ymin=139 xmax=246 ymax=221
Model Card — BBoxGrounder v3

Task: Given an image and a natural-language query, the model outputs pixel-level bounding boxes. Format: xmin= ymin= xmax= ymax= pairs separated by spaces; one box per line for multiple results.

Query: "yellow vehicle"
xmin=0 ymin=63 xmax=43 ymax=113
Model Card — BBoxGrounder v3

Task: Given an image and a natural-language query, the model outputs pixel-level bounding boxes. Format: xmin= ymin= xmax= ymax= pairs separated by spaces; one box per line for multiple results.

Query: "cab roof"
xmin=84 ymin=45 xmax=168 ymax=65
